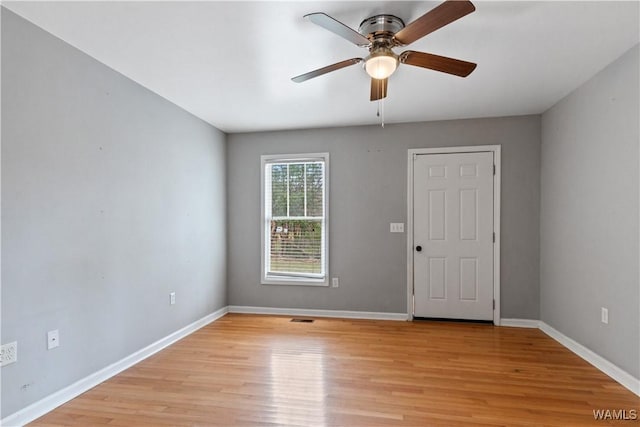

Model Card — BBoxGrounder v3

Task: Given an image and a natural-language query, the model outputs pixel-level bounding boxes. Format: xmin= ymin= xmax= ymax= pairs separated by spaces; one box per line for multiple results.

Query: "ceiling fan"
xmin=292 ymin=0 xmax=477 ymax=101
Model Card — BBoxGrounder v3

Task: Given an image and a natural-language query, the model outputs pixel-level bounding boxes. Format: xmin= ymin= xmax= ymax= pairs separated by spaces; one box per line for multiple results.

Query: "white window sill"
xmin=262 ymin=276 xmax=328 ymax=287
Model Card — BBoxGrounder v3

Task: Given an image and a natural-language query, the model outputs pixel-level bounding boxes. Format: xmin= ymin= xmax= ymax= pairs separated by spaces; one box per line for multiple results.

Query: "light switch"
xmin=390 ymin=223 xmax=404 ymax=233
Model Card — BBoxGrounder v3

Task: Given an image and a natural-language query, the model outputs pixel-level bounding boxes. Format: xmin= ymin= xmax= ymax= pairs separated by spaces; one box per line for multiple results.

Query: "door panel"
xmin=459 ymin=189 xmax=477 ymax=240
xmin=428 ymin=190 xmax=446 ymax=240
xmin=428 ymin=257 xmax=446 ymax=299
xmin=459 ymin=257 xmax=478 ymax=300
xmin=413 ymin=152 xmax=494 ymax=320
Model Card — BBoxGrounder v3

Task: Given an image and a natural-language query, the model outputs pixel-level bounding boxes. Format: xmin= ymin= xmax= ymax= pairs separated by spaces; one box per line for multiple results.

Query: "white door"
xmin=413 ymin=152 xmax=494 ymax=320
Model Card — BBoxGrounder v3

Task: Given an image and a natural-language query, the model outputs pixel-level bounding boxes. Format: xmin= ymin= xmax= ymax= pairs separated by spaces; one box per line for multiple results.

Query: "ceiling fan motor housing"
xmin=358 ymin=14 xmax=405 ymax=43
xmin=359 ymin=15 xmax=404 ymax=78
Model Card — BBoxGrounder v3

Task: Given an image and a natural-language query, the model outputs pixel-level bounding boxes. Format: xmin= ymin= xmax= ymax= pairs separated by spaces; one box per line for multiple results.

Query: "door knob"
xmin=416 ymin=245 xmax=422 ymax=252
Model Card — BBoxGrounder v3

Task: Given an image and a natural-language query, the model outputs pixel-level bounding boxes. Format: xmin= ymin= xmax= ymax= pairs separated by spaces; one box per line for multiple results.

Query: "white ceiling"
xmin=4 ymin=1 xmax=639 ymax=133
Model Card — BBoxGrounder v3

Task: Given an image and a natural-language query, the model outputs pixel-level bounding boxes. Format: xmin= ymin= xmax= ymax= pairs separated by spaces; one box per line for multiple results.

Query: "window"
xmin=261 ymin=153 xmax=329 ymax=285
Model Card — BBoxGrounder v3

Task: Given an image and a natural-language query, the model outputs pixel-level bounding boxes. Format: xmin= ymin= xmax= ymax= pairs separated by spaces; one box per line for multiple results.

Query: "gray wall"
xmin=228 ymin=116 xmax=541 ymax=318
xmin=1 ymin=9 xmax=227 ymax=417
xmin=540 ymin=44 xmax=639 ymax=377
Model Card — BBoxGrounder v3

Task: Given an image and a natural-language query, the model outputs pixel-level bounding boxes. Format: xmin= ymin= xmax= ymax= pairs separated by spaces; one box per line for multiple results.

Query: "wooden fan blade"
xmin=394 ymin=0 xmax=475 ymax=46
xmin=400 ymin=51 xmax=476 ymax=77
xmin=305 ymin=13 xmax=371 ymax=46
xmin=370 ymin=78 xmax=388 ymax=101
xmin=292 ymin=58 xmax=363 ymax=83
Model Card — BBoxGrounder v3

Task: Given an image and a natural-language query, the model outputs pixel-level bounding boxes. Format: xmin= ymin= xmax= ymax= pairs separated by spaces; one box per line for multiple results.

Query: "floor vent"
xmin=290 ymin=318 xmax=314 ymax=323
xmin=413 ymin=317 xmax=493 ymax=325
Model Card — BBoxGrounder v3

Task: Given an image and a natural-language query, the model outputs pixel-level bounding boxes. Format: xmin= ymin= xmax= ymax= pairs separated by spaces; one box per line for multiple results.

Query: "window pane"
xmin=306 ymin=162 xmax=323 ymax=217
xmin=288 ymin=163 xmax=305 ymax=217
xmin=271 ymin=164 xmax=287 ymax=217
xmin=269 ymin=219 xmax=322 ymax=275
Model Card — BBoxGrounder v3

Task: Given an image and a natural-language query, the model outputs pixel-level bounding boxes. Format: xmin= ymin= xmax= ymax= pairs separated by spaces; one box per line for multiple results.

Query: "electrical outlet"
xmin=47 ymin=330 xmax=60 ymax=350
xmin=170 ymin=292 xmax=176 ymax=305
xmin=332 ymin=277 xmax=339 ymax=288
xmin=0 ymin=342 xmax=18 ymax=366
xmin=390 ymin=223 xmax=404 ymax=233
xmin=601 ymin=307 xmax=608 ymax=324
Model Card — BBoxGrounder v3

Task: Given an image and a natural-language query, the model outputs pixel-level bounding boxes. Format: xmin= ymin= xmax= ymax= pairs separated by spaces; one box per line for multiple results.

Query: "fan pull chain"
xmin=377 ymin=99 xmax=385 ymax=127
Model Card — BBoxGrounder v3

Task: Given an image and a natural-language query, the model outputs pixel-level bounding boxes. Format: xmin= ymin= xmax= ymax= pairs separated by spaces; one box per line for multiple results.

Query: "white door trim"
xmin=407 ymin=145 xmax=501 ymax=325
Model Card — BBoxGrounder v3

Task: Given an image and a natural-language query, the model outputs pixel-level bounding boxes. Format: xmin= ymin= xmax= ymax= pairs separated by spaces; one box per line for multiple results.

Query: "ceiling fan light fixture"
xmin=365 ymin=51 xmax=398 ymax=79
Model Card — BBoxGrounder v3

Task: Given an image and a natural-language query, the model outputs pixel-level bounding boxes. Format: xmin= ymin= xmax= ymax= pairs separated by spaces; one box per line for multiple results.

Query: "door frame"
xmin=407 ymin=145 xmax=501 ymax=325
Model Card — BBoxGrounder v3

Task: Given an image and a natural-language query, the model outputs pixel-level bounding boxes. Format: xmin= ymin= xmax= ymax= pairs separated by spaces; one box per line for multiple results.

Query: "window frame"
xmin=260 ymin=152 xmax=330 ymax=286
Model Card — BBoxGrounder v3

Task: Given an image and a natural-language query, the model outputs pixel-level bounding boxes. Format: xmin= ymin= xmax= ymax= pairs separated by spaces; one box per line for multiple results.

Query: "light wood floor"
xmin=30 ymin=314 xmax=638 ymax=426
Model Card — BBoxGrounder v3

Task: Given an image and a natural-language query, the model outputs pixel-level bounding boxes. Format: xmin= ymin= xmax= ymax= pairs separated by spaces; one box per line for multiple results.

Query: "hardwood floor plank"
xmin=28 ymin=314 xmax=638 ymax=426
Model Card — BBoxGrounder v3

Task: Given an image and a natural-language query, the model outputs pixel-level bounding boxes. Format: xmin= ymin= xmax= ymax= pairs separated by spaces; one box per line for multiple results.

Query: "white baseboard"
xmin=539 ymin=321 xmax=640 ymax=397
xmin=228 ymin=305 xmax=409 ymax=321
xmin=0 ymin=306 xmax=229 ymax=427
xmin=500 ymin=318 xmax=540 ymax=328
